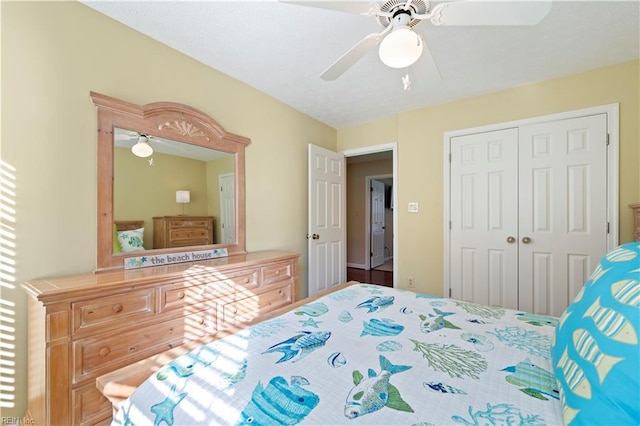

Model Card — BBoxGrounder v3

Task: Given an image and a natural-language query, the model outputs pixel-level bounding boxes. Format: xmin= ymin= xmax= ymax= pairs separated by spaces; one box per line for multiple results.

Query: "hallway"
xmin=346 ymin=267 xmax=393 ymax=287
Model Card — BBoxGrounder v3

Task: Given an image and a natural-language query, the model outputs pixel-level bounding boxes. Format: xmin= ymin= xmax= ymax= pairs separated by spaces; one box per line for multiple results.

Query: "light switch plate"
xmin=408 ymin=202 xmax=419 ymax=213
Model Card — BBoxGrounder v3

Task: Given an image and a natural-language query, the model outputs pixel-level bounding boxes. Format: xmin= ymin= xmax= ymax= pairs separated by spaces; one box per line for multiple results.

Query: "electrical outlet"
xmin=408 ymin=277 xmax=415 ymax=288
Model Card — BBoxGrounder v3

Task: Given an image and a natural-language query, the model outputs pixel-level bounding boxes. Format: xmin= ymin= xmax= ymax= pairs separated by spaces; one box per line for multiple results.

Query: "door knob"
xmin=506 ymin=236 xmax=516 ymax=244
xmin=312 ymin=233 xmax=320 ymax=240
xmin=522 ymin=236 xmax=532 ymax=244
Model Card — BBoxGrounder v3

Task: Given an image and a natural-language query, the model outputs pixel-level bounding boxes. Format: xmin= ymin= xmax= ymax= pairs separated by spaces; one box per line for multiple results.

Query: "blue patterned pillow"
xmin=551 ymin=242 xmax=640 ymax=425
xmin=117 ymin=227 xmax=145 ymax=252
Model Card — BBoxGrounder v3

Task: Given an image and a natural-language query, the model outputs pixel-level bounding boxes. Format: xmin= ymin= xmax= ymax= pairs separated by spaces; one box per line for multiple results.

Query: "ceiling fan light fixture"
xmin=131 ymin=135 xmax=153 ymax=158
xmin=378 ymin=26 xmax=423 ymax=69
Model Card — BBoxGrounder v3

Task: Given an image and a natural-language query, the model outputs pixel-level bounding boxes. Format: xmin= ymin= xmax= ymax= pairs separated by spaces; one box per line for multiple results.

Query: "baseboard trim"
xmin=347 ymin=263 xmax=366 ymax=269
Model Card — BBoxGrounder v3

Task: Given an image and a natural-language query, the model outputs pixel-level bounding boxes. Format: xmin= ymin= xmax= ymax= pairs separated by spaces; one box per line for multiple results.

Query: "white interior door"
xmin=219 ymin=173 xmax=236 ymax=244
xmin=308 ymin=144 xmax=346 ymax=296
xmin=518 ymin=114 xmax=608 ymax=316
xmin=450 ymin=128 xmax=520 ymax=309
xmin=370 ymin=179 xmax=386 ymax=269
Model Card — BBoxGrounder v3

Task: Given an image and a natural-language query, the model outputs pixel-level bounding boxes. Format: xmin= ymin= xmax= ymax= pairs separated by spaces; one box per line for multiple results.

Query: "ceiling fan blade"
xmin=280 ymin=1 xmax=380 ymax=16
xmin=114 ymin=133 xmax=137 ymax=141
xmin=321 ymin=30 xmax=388 ymax=81
xmin=417 ymin=34 xmax=442 ymax=80
xmin=430 ymin=0 xmax=552 ymax=26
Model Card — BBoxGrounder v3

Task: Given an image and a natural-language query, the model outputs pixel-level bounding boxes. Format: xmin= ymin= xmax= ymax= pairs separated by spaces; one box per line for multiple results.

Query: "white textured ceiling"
xmin=83 ymin=1 xmax=639 ymax=129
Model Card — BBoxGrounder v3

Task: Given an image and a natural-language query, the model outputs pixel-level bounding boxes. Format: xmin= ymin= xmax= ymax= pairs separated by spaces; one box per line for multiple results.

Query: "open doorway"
xmin=343 ymin=144 xmax=396 ymax=287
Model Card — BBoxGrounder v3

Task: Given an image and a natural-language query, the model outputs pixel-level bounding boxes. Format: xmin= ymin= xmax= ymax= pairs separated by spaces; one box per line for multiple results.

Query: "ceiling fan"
xmin=115 ymin=130 xmax=155 ymax=158
xmin=285 ymin=0 xmax=552 ymax=81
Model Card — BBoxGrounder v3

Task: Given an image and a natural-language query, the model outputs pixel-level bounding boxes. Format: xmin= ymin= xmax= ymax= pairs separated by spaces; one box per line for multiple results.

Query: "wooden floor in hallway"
xmin=347 ymin=267 xmax=393 ymax=287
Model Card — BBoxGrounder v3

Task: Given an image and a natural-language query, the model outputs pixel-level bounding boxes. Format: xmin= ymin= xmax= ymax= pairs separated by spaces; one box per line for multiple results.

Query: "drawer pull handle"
xmin=112 ymin=304 xmax=123 ymax=313
xmin=99 ymin=347 xmax=111 ymax=357
xmin=177 ymin=292 xmax=185 ymax=299
xmin=200 ymin=281 xmax=232 ymax=296
xmin=275 ymin=270 xmax=280 ymax=275
xmin=244 ymin=277 xmax=250 ymax=283
xmin=129 ymin=346 xmax=137 ymax=352
xmin=199 ymin=318 xmax=205 ymax=325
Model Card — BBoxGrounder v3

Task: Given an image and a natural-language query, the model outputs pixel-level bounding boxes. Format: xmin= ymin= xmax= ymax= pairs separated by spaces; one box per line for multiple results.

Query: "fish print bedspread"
xmin=112 ymin=284 xmax=563 ymax=425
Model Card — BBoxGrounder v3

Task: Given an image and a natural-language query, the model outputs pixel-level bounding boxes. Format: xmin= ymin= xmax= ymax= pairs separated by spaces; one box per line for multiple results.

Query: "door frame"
xmin=443 ymin=103 xmax=619 ymax=297
xmin=342 ymin=142 xmax=398 ymax=287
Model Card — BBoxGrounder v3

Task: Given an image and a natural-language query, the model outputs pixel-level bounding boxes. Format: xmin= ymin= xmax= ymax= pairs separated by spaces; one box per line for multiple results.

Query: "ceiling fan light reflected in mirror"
xmin=378 ymin=26 xmax=423 ymax=69
xmin=131 ymin=135 xmax=153 ymax=158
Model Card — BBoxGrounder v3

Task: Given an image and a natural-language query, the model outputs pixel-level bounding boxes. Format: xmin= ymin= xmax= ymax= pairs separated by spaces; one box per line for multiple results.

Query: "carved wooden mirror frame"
xmin=91 ymin=92 xmax=250 ymax=270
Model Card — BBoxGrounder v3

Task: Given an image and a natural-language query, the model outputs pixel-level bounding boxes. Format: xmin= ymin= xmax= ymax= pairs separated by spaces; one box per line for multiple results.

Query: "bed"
xmin=103 ymin=243 xmax=640 ymax=426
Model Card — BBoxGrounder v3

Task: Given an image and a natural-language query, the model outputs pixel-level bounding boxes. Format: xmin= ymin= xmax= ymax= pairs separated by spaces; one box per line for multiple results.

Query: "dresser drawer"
xmin=160 ymin=282 xmax=221 ymax=312
xmin=168 ymin=219 xmax=211 ymax=228
xmin=169 ymin=228 xmax=210 ymax=240
xmin=159 ymin=269 xmax=259 ymax=312
xmin=72 ymin=382 xmax=112 ymax=425
xmin=169 ymin=237 xmax=210 ymax=248
xmin=73 ymin=310 xmax=215 ymax=383
xmin=262 ymin=261 xmax=294 ymax=286
xmin=220 ymin=284 xmax=292 ymax=328
xmin=73 ymin=289 xmax=154 ymax=335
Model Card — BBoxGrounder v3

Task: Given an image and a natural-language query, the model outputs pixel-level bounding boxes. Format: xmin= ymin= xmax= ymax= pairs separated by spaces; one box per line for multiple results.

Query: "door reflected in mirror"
xmin=114 ymin=127 xmax=236 ymax=249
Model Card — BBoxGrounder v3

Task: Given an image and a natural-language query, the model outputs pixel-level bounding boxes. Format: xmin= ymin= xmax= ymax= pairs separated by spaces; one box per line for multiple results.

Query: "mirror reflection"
xmin=113 ymin=127 xmax=236 ymax=251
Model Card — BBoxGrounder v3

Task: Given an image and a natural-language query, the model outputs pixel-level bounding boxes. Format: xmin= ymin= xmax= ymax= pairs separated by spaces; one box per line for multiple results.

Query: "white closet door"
xmin=518 ymin=114 xmax=608 ymax=316
xmin=450 ymin=128 xmax=519 ymax=309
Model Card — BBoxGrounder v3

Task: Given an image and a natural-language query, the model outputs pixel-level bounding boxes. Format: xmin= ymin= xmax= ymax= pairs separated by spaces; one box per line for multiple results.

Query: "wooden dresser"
xmin=153 ymin=216 xmax=214 ymax=249
xmin=23 ymin=251 xmax=299 ymax=426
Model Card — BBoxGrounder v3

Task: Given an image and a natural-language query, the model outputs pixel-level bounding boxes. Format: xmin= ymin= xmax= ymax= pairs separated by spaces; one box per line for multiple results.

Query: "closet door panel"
xmin=518 ymin=114 xmax=608 ymax=316
xmin=450 ymin=128 xmax=519 ymax=308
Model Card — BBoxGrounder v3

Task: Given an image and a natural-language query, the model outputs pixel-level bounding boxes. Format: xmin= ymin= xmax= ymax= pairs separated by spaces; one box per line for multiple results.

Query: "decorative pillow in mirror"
xmin=551 ymin=242 xmax=639 ymax=425
xmin=117 ymin=228 xmax=145 ymax=252
xmin=113 ymin=224 xmax=122 ymax=253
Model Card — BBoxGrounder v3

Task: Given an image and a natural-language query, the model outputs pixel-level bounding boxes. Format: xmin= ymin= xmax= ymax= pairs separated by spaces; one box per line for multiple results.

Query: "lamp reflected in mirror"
xmin=176 ymin=190 xmax=190 ymax=215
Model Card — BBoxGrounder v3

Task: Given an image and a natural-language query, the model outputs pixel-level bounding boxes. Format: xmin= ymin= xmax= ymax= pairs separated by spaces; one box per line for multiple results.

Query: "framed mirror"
xmin=91 ymin=92 xmax=250 ymax=270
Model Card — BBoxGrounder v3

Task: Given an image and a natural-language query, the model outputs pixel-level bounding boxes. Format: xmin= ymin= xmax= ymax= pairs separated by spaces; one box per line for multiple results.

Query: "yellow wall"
xmin=338 ymin=59 xmax=640 ymax=296
xmin=1 ymin=2 xmax=336 ymax=417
